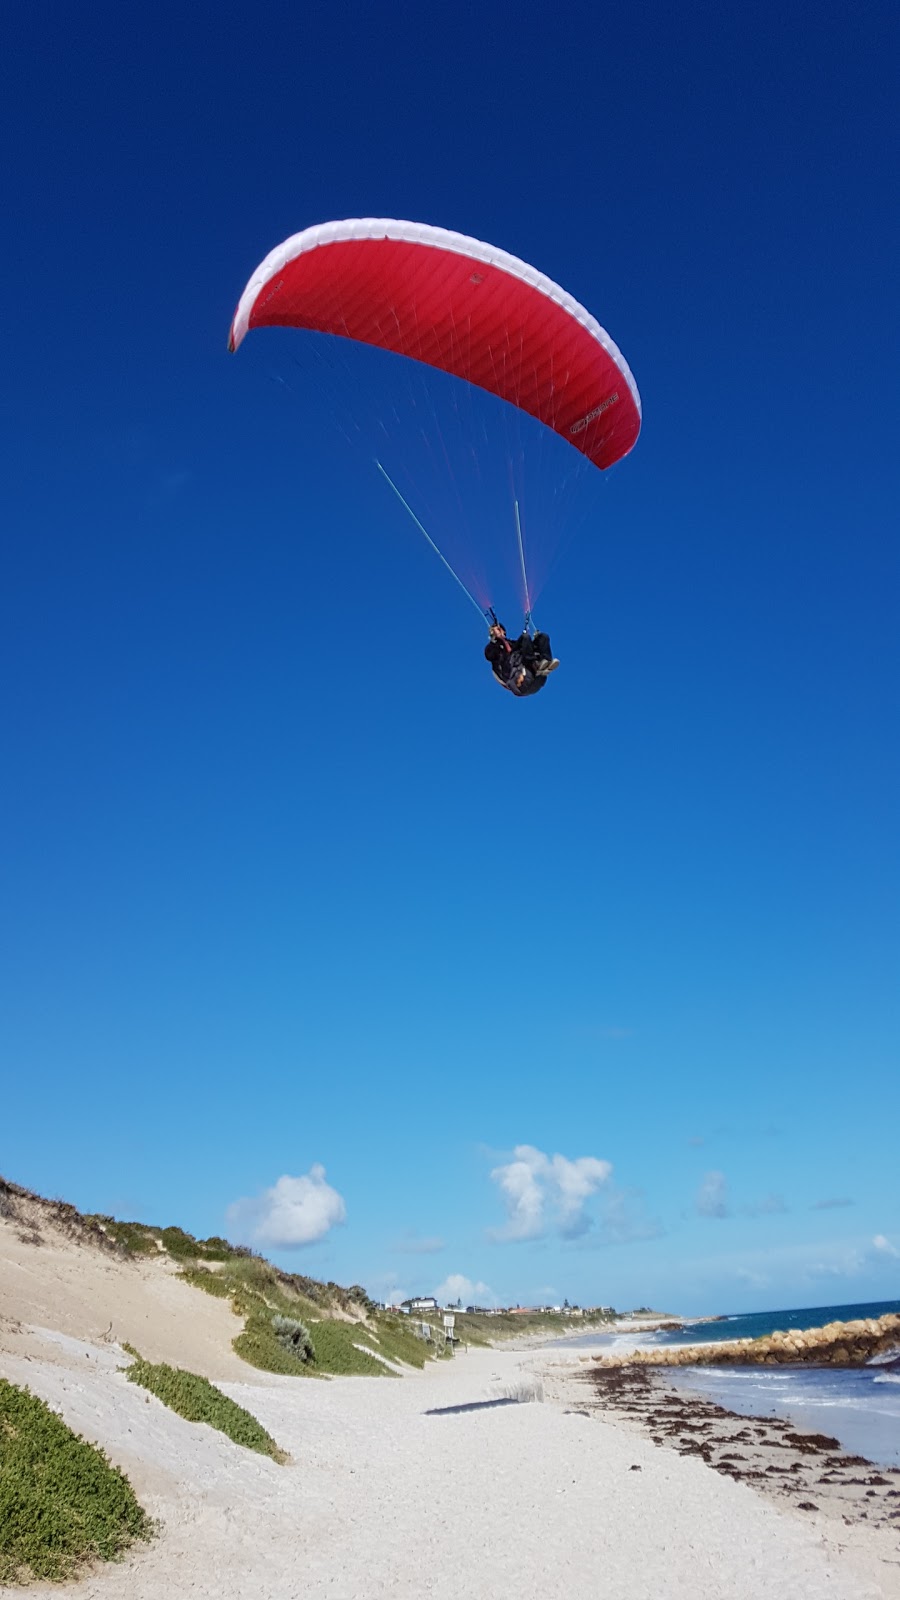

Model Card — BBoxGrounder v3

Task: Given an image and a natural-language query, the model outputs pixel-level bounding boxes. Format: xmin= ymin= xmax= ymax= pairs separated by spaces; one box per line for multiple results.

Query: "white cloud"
xmin=434 ymin=1273 xmax=497 ymax=1307
xmin=696 ymin=1171 xmax=729 ymax=1219
xmin=872 ymin=1234 xmax=899 ymax=1259
xmin=490 ymin=1144 xmax=612 ymax=1241
xmin=226 ymin=1166 xmax=346 ymax=1249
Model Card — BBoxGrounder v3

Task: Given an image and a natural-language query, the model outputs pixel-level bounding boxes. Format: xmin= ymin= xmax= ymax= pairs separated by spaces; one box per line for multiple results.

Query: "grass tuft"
xmin=125 ymin=1356 xmax=287 ymax=1462
xmin=0 ymin=1379 xmax=150 ymax=1585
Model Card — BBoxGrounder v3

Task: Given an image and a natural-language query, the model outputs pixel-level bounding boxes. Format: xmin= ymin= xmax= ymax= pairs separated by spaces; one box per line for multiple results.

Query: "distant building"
xmin=401 ymin=1296 xmax=438 ymax=1313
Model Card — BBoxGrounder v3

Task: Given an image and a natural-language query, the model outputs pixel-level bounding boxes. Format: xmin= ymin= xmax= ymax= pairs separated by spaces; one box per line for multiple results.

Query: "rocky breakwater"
xmin=594 ymin=1313 xmax=900 ymax=1369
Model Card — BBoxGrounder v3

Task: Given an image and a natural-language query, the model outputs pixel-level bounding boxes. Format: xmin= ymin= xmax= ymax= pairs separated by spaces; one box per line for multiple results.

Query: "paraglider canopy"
xmin=228 ymin=218 xmax=641 ymax=472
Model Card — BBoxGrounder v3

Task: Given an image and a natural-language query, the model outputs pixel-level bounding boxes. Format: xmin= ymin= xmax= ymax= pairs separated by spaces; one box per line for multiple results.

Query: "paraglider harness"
xmin=485 ymin=607 xmax=543 ymax=696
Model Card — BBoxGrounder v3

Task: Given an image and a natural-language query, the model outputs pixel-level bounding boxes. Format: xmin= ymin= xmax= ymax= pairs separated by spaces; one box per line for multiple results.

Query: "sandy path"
xmin=2 ymin=1331 xmax=896 ymax=1600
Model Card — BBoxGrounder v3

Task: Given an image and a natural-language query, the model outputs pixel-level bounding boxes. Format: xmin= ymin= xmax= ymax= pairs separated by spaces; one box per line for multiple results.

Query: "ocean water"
xmin=654 ymin=1299 xmax=900 ymax=1468
xmin=662 ymin=1298 xmax=900 ymax=1348
xmin=549 ymin=1299 xmax=900 ymax=1468
xmin=664 ymin=1362 xmax=900 ymax=1467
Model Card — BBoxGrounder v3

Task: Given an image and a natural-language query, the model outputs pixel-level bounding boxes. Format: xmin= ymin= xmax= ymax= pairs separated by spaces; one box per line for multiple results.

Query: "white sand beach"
xmin=2 ymin=1217 xmax=898 ymax=1599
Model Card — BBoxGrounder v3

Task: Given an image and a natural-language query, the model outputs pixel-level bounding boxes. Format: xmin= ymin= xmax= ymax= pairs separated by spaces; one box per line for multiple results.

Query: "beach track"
xmin=2 ymin=1328 xmax=898 ymax=1598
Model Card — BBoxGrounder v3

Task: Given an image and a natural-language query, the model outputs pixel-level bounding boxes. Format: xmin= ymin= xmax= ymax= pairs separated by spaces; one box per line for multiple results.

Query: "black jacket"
xmin=484 ymin=631 xmax=534 ymax=673
xmin=485 ymin=635 xmax=545 ymax=695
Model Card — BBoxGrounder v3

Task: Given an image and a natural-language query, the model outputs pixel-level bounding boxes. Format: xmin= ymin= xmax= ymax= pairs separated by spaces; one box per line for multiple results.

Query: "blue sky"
xmin=1 ymin=0 xmax=897 ymax=1315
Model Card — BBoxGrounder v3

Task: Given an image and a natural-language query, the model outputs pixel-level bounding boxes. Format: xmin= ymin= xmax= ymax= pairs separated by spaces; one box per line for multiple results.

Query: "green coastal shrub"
xmin=370 ymin=1317 xmax=429 ymax=1369
xmin=125 ymin=1357 xmax=287 ymax=1462
xmin=233 ymin=1308 xmax=321 ymax=1375
xmin=305 ymin=1319 xmax=394 ymax=1376
xmin=158 ymin=1226 xmax=202 ymax=1260
xmin=0 ymin=1379 xmax=150 ymax=1584
xmin=87 ymin=1217 xmax=160 ymax=1254
xmin=196 ymin=1235 xmax=249 ymax=1261
xmin=272 ymin=1316 xmax=315 ymax=1363
xmin=232 ymin=1311 xmax=391 ymax=1377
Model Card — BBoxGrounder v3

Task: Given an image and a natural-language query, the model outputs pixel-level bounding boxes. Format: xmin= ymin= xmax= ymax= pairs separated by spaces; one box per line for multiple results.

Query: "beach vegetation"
xmin=272 ymin=1315 xmax=316 ymax=1363
xmin=124 ymin=1356 xmax=288 ymax=1462
xmin=91 ymin=1217 xmax=160 ymax=1254
xmin=0 ymin=1378 xmax=150 ymax=1585
xmin=232 ymin=1308 xmax=322 ymax=1375
xmin=79 ymin=1213 xmax=252 ymax=1265
xmin=159 ymin=1226 xmax=211 ymax=1260
xmin=305 ymin=1319 xmax=398 ymax=1376
xmin=229 ymin=1297 xmax=435 ymax=1377
xmin=172 ymin=1250 xmax=422 ymax=1378
xmin=196 ymin=1234 xmax=246 ymax=1260
xmin=179 ymin=1265 xmax=234 ymax=1299
xmin=370 ymin=1316 xmax=431 ymax=1369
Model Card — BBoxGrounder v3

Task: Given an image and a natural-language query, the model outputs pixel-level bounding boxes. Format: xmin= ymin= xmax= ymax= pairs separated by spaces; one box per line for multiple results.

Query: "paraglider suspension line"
xmin=375 ymin=460 xmax=486 ymax=621
xmin=514 ymin=500 xmax=535 ymax=636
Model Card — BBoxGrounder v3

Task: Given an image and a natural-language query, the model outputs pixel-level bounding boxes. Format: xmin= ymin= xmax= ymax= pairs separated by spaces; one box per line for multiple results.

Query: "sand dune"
xmin=0 ymin=1198 xmax=250 ymax=1383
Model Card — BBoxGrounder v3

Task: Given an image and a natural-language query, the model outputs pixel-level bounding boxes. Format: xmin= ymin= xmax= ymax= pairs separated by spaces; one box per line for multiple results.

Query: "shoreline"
xmin=579 ymin=1358 xmax=900 ymax=1538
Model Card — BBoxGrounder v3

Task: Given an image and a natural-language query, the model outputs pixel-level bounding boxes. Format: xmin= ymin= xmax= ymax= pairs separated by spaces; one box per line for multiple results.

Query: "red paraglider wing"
xmin=229 ymin=219 xmax=641 ymax=471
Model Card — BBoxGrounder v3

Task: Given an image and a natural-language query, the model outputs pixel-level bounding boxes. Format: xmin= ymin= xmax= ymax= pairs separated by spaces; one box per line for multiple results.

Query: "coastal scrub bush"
xmin=84 ymin=1219 xmax=250 ymax=1264
xmin=232 ymin=1311 xmax=390 ymax=1377
xmin=0 ymin=1378 xmax=150 ymax=1584
xmin=195 ymin=1235 xmax=249 ymax=1261
xmin=159 ymin=1226 xmax=202 ymax=1260
xmin=233 ymin=1307 xmax=323 ymax=1375
xmin=272 ymin=1316 xmax=315 ymax=1363
xmin=124 ymin=1357 xmax=287 ymax=1462
xmin=88 ymin=1217 xmax=160 ymax=1254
